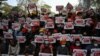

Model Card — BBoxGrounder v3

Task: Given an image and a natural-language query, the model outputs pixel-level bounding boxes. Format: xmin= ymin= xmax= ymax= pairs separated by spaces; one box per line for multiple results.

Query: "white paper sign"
xmin=55 ymin=17 xmax=65 ymax=23
xmin=95 ymin=22 xmax=100 ymax=29
xmin=91 ymin=48 xmax=100 ymax=56
xmin=3 ymin=32 xmax=13 ymax=39
xmin=73 ymin=49 xmax=87 ymax=56
xmin=39 ymin=53 xmax=53 ymax=56
xmin=16 ymin=36 xmax=26 ymax=43
xmin=23 ymin=22 xmax=31 ymax=29
xmin=64 ymin=22 xmax=74 ymax=29
xmin=52 ymin=33 xmax=62 ymax=40
xmin=18 ymin=18 xmax=25 ymax=24
xmin=71 ymin=34 xmax=82 ymax=41
xmin=12 ymin=23 xmax=21 ymax=30
xmin=92 ymin=37 xmax=100 ymax=44
xmin=81 ymin=36 xmax=91 ymax=44
xmin=74 ymin=19 xmax=85 ymax=27
xmin=30 ymin=19 xmax=40 ymax=26
xmin=45 ymin=22 xmax=54 ymax=28
xmin=34 ymin=35 xmax=44 ymax=43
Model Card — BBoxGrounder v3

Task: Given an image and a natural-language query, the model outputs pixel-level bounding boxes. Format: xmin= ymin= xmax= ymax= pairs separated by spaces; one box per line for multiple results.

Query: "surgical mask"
xmin=61 ymin=45 xmax=65 ymax=47
xmin=40 ymin=33 xmax=44 ymax=36
xmin=94 ymin=43 xmax=98 ymax=46
xmin=76 ymin=43 xmax=80 ymax=46
xmin=44 ymin=41 xmax=49 ymax=45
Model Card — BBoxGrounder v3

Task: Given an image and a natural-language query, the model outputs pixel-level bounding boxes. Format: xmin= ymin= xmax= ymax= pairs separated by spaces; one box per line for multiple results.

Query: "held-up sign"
xmin=55 ymin=17 xmax=65 ymax=23
xmin=60 ymin=34 xmax=72 ymax=41
xmin=49 ymin=36 xmax=56 ymax=43
xmin=2 ymin=19 xmax=8 ymax=26
xmin=95 ymin=22 xmax=100 ymax=29
xmin=74 ymin=19 xmax=85 ymax=27
xmin=57 ymin=55 xmax=71 ymax=56
xmin=18 ymin=18 xmax=25 ymax=24
xmin=64 ymin=22 xmax=74 ymax=29
xmin=3 ymin=32 xmax=13 ymax=39
xmin=45 ymin=22 xmax=54 ymax=29
xmin=92 ymin=37 xmax=100 ymax=44
xmin=52 ymin=33 xmax=62 ymax=40
xmin=12 ymin=23 xmax=21 ymax=30
xmin=39 ymin=53 xmax=53 ymax=56
xmin=34 ymin=35 xmax=44 ymax=43
xmin=23 ymin=22 xmax=31 ymax=29
xmin=73 ymin=49 xmax=87 ymax=56
xmin=56 ymin=5 xmax=64 ymax=11
xmin=16 ymin=36 xmax=26 ymax=43
xmin=81 ymin=36 xmax=91 ymax=44
xmin=30 ymin=19 xmax=40 ymax=26
xmin=91 ymin=48 xmax=100 ymax=56
xmin=71 ymin=34 xmax=82 ymax=41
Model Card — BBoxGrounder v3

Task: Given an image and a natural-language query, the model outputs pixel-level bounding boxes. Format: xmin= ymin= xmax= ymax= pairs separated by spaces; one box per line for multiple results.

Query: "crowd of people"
xmin=0 ymin=8 xmax=100 ymax=56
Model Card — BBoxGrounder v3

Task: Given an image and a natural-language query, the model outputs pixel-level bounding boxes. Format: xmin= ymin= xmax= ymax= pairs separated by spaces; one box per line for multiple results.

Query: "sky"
xmin=6 ymin=0 xmax=79 ymax=12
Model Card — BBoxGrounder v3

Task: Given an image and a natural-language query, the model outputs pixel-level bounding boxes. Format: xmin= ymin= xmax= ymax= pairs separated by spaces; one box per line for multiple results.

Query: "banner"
xmin=30 ymin=19 xmax=40 ymax=26
xmin=23 ymin=22 xmax=31 ymax=29
xmin=45 ymin=22 xmax=54 ymax=29
xmin=12 ymin=23 xmax=21 ymax=30
xmin=73 ymin=49 xmax=87 ymax=56
xmin=81 ymin=36 xmax=91 ymax=44
xmin=91 ymin=48 xmax=100 ymax=56
xmin=16 ymin=36 xmax=26 ymax=43
xmin=55 ymin=17 xmax=65 ymax=23
xmin=39 ymin=53 xmax=53 ymax=56
xmin=3 ymin=32 xmax=13 ymax=39
xmin=2 ymin=19 xmax=8 ymax=26
xmin=64 ymin=22 xmax=74 ymax=29
xmin=92 ymin=37 xmax=100 ymax=44
xmin=56 ymin=5 xmax=64 ymax=11
xmin=74 ymin=19 xmax=85 ymax=27
xmin=85 ymin=18 xmax=93 ymax=26
xmin=95 ymin=22 xmax=100 ymax=29
xmin=71 ymin=34 xmax=82 ymax=41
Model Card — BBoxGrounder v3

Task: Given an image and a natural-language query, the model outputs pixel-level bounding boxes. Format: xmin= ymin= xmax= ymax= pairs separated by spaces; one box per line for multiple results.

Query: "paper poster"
xmin=74 ymin=19 xmax=85 ymax=27
xmin=52 ymin=33 xmax=62 ymax=40
xmin=81 ymin=36 xmax=91 ymax=44
xmin=39 ymin=53 xmax=53 ymax=56
xmin=91 ymin=48 xmax=100 ymax=56
xmin=73 ymin=49 xmax=87 ymax=56
xmin=18 ymin=18 xmax=25 ymax=24
xmin=56 ymin=5 xmax=64 ymax=11
xmin=30 ymin=19 xmax=40 ymax=26
xmin=57 ymin=55 xmax=71 ymax=56
xmin=55 ymin=17 xmax=65 ymax=23
xmin=45 ymin=22 xmax=54 ymax=28
xmin=92 ymin=37 xmax=100 ymax=44
xmin=12 ymin=23 xmax=21 ymax=30
xmin=16 ymin=36 xmax=26 ymax=43
xmin=3 ymin=32 xmax=13 ymax=39
xmin=95 ymin=22 xmax=100 ymax=29
xmin=34 ymin=35 xmax=44 ymax=43
xmin=71 ymin=34 xmax=82 ymax=41
xmin=64 ymin=22 xmax=74 ymax=29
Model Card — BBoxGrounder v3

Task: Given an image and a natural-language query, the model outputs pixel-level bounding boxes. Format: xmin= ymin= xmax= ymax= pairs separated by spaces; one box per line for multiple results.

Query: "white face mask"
xmin=94 ymin=44 xmax=98 ymax=46
xmin=44 ymin=41 xmax=49 ymax=45
xmin=76 ymin=43 xmax=80 ymax=46
xmin=61 ymin=45 xmax=65 ymax=47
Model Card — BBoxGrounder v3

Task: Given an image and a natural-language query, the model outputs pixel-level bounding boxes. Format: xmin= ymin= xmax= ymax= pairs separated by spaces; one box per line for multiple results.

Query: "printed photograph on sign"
xmin=74 ymin=19 xmax=85 ymax=27
xmin=34 ymin=35 xmax=44 ymax=43
xmin=95 ymin=22 xmax=100 ymax=29
xmin=92 ymin=37 xmax=100 ymax=44
xmin=18 ymin=18 xmax=25 ymax=24
xmin=64 ymin=22 xmax=74 ymax=29
xmin=56 ymin=5 xmax=64 ymax=11
xmin=30 ymin=19 xmax=40 ymax=26
xmin=39 ymin=53 xmax=53 ymax=56
xmin=55 ymin=17 xmax=65 ymax=23
xmin=23 ymin=22 xmax=31 ymax=29
xmin=52 ymin=33 xmax=62 ymax=40
xmin=81 ymin=36 xmax=91 ymax=44
xmin=48 ymin=36 xmax=56 ymax=43
xmin=73 ymin=49 xmax=87 ymax=56
xmin=12 ymin=23 xmax=20 ymax=30
xmin=45 ymin=22 xmax=54 ymax=29
xmin=3 ymin=32 xmax=13 ymax=39
xmin=16 ymin=36 xmax=26 ymax=43
xmin=71 ymin=34 xmax=82 ymax=41
xmin=91 ymin=48 xmax=100 ymax=56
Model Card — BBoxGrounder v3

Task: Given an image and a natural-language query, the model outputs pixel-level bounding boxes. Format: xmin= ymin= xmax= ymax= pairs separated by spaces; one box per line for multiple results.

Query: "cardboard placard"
xmin=64 ymin=22 xmax=74 ymax=29
xmin=55 ymin=17 xmax=65 ymax=23
xmin=12 ymin=23 xmax=21 ymax=30
xmin=39 ymin=53 xmax=53 ymax=56
xmin=95 ymin=22 xmax=100 ymax=29
xmin=71 ymin=34 xmax=82 ymax=41
xmin=74 ymin=19 xmax=85 ymax=27
xmin=45 ymin=22 xmax=54 ymax=28
xmin=91 ymin=48 xmax=100 ymax=56
xmin=92 ymin=37 xmax=100 ymax=44
xmin=3 ymin=32 xmax=13 ymax=39
xmin=16 ymin=36 xmax=26 ymax=43
xmin=73 ymin=49 xmax=87 ymax=56
xmin=56 ymin=5 xmax=64 ymax=11
xmin=81 ymin=36 xmax=91 ymax=44
xmin=48 ymin=36 xmax=56 ymax=43
xmin=30 ymin=19 xmax=40 ymax=26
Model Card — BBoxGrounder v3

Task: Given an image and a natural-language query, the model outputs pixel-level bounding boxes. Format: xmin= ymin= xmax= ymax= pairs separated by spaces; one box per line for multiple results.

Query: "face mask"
xmin=61 ymin=45 xmax=65 ymax=47
xmin=76 ymin=43 xmax=80 ymax=46
xmin=40 ymin=33 xmax=44 ymax=36
xmin=94 ymin=43 xmax=98 ymax=46
xmin=44 ymin=41 xmax=49 ymax=45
